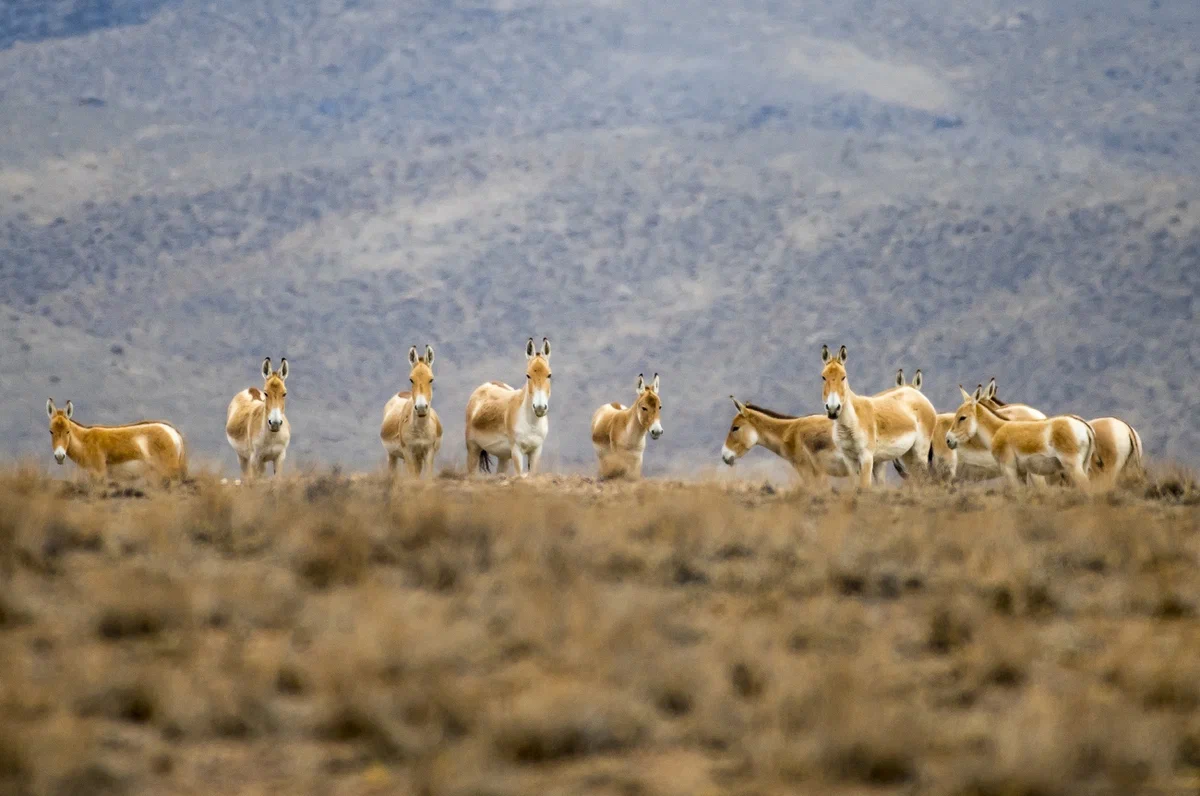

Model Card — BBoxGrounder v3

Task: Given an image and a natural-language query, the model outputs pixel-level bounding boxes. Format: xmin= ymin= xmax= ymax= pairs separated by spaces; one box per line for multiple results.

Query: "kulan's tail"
xmin=1128 ymin=424 xmax=1144 ymax=473
xmin=478 ymin=449 xmax=492 ymax=473
xmin=178 ymin=439 xmax=190 ymax=480
xmin=1072 ymin=415 xmax=1100 ymax=474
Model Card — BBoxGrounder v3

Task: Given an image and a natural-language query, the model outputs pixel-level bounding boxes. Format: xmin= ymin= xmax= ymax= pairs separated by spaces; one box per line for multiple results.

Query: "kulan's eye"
xmin=731 ymin=425 xmax=740 ymax=432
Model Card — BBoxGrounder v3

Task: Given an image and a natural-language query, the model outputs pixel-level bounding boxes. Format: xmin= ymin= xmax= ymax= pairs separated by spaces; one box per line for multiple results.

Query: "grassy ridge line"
xmin=1 ymin=466 xmax=1199 ymax=795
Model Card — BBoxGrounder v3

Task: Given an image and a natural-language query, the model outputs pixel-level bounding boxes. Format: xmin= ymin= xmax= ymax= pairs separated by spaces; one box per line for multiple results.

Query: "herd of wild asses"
xmin=43 ymin=338 xmax=1143 ymax=490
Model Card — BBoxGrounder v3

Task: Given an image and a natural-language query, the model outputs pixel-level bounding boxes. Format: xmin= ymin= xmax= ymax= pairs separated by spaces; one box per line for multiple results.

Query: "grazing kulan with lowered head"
xmin=46 ymin=398 xmax=188 ymax=482
xmin=225 ymin=357 xmax=291 ymax=480
xmin=465 ymin=337 xmax=554 ymax=477
xmin=590 ymin=372 xmax=664 ymax=479
xmin=380 ymin=345 xmax=443 ymax=478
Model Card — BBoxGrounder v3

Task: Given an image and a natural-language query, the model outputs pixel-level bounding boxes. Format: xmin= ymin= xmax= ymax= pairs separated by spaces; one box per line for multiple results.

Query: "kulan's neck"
xmin=747 ymin=412 xmax=790 ymax=457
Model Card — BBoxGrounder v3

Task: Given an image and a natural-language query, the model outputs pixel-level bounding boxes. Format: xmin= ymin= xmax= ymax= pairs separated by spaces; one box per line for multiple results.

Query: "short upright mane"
xmin=745 ymin=403 xmax=798 ymax=420
xmin=66 ymin=418 xmax=180 ymax=432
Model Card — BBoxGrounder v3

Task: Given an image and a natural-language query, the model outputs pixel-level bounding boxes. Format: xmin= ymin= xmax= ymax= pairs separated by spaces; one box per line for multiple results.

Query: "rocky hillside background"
xmin=2 ymin=0 xmax=1197 ymax=473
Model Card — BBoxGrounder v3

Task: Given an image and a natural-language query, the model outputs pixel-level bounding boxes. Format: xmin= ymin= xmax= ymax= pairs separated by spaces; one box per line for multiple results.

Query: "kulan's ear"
xmin=262 ymin=357 xmax=272 ymax=380
xmin=636 ymin=373 xmax=646 ymax=394
xmin=821 ymin=344 xmax=831 ymax=363
xmin=838 ymin=345 xmax=848 ymax=363
xmin=526 ymin=337 xmax=535 ymax=359
xmin=730 ymin=395 xmax=746 ymax=414
xmin=65 ymin=400 xmax=74 ymax=419
xmin=959 ymin=384 xmax=972 ymax=403
xmin=46 ymin=398 xmax=55 ymax=418
xmin=425 ymin=345 xmax=435 ymax=366
xmin=409 ymin=345 xmax=419 ymax=367
xmin=541 ymin=337 xmax=551 ymax=358
xmin=912 ymin=369 xmax=923 ymax=390
xmin=651 ymin=373 xmax=660 ymax=394
xmin=279 ymin=358 xmax=289 ymax=381
xmin=985 ymin=377 xmax=997 ymax=400
xmin=895 ymin=368 xmax=904 ymax=387
xmin=972 ymin=384 xmax=983 ymax=402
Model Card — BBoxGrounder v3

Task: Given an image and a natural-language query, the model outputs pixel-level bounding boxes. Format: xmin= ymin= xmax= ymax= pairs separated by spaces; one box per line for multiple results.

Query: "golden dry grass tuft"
xmin=0 ymin=465 xmax=1198 ymax=794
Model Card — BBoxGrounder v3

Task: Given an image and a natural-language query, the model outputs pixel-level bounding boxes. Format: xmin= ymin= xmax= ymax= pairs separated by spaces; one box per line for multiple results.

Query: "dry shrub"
xmin=928 ymin=597 xmax=978 ymax=655
xmin=316 ymin=675 xmax=476 ymax=763
xmin=290 ymin=510 xmax=370 ymax=591
xmin=766 ymin=661 xmax=928 ymax=786
xmin=492 ymin=683 xmax=653 ymax=763
xmin=91 ymin=569 xmax=190 ymax=640
xmin=959 ymin=682 xmax=1171 ymax=795
xmin=0 ymin=726 xmax=31 ymax=796
xmin=1141 ymin=463 xmax=1200 ymax=503
xmin=1103 ymin=627 xmax=1200 ymax=712
xmin=0 ymin=583 xmax=31 ymax=630
xmin=373 ymin=498 xmax=492 ymax=592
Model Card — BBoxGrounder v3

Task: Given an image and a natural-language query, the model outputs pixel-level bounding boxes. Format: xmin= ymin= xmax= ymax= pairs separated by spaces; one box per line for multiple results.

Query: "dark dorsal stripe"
xmin=744 ymin=403 xmax=798 ymax=420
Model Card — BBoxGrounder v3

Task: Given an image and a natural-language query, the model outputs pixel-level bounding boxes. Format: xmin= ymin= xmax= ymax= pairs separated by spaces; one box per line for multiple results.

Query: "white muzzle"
xmin=267 ymin=408 xmax=284 ymax=432
xmin=825 ymin=394 xmax=842 ymax=420
xmin=721 ymin=445 xmax=736 ymax=466
xmin=649 ymin=421 xmax=663 ymax=440
xmin=54 ymin=446 xmax=66 ymax=465
xmin=532 ymin=390 xmax=549 ymax=418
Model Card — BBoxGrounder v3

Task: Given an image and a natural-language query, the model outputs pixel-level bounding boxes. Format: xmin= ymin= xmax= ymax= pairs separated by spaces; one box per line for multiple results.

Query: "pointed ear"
xmin=46 ymin=398 xmax=56 ymax=418
xmin=636 ymin=373 xmax=646 ymax=394
xmin=959 ymin=385 xmax=972 ymax=403
xmin=912 ymin=369 xmax=923 ymax=390
xmin=972 ymin=384 xmax=983 ymax=402
xmin=985 ymin=378 xmax=997 ymax=400
xmin=541 ymin=337 xmax=551 ymax=358
xmin=279 ymin=358 xmax=289 ymax=381
xmin=821 ymin=344 xmax=831 ymax=363
xmin=838 ymin=345 xmax=848 ymax=363
xmin=651 ymin=373 xmax=660 ymax=394
xmin=65 ymin=400 xmax=74 ymax=419
xmin=261 ymin=357 xmax=272 ymax=380
xmin=895 ymin=368 xmax=904 ymax=387
xmin=425 ymin=345 xmax=435 ymax=366
xmin=526 ymin=337 xmax=535 ymax=359
xmin=730 ymin=395 xmax=746 ymax=414
xmin=409 ymin=345 xmax=419 ymax=367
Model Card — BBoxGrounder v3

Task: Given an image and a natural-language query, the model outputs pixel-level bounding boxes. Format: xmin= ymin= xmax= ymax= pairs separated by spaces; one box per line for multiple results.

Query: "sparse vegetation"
xmin=2 ymin=466 xmax=1199 ymax=794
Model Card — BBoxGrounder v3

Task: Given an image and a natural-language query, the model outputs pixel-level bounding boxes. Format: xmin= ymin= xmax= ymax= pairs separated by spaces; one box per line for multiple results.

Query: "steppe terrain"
xmin=2 ymin=0 xmax=1198 ymax=471
xmin=2 ymin=464 xmax=1199 ymax=795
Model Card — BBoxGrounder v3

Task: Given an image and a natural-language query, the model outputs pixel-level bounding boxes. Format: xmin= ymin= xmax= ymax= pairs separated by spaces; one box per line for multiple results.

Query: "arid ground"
xmin=2 ymin=465 xmax=1200 ymax=796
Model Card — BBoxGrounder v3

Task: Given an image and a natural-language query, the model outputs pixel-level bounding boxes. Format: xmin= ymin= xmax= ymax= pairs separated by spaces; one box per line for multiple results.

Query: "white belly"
xmin=1019 ymin=453 xmax=1062 ymax=475
xmin=874 ymin=431 xmax=917 ymax=462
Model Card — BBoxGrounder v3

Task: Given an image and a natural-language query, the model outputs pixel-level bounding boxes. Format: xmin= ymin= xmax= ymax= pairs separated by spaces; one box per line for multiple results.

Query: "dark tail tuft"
xmin=478 ymin=450 xmax=492 ymax=473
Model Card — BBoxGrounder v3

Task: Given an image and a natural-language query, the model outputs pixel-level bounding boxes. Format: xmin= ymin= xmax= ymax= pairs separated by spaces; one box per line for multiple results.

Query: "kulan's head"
xmin=46 ymin=398 xmax=74 ymax=464
xmin=820 ymin=344 xmax=849 ymax=420
xmin=635 ymin=373 xmax=663 ymax=440
xmin=525 ymin=337 xmax=552 ymax=417
xmin=946 ymin=384 xmax=983 ymax=450
xmin=408 ymin=345 xmax=435 ymax=417
xmin=260 ymin=357 xmax=289 ymax=432
xmin=722 ymin=396 xmax=758 ymax=465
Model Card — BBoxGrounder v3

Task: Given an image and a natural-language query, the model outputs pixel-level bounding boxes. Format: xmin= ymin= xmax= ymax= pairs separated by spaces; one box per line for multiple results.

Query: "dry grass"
xmin=1 ymin=464 xmax=1199 ymax=795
